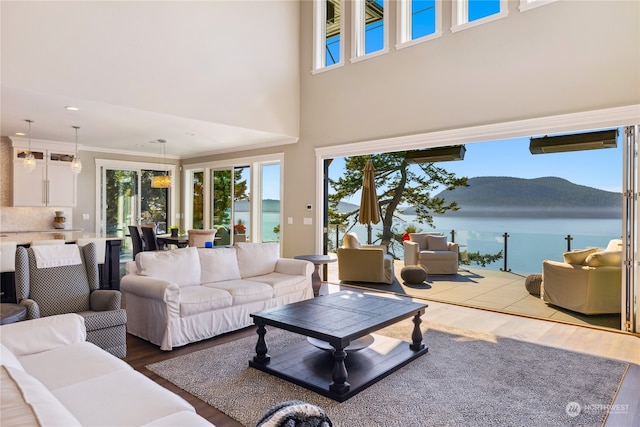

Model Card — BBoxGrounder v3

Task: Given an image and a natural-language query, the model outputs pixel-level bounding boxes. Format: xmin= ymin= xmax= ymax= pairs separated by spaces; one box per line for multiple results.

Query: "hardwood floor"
xmin=125 ymin=329 xmax=253 ymax=426
xmin=125 ymin=283 xmax=639 ymax=426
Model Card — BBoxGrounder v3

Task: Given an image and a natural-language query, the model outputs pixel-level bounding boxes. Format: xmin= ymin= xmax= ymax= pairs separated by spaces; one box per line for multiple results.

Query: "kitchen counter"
xmin=0 ymin=231 xmax=120 ymax=246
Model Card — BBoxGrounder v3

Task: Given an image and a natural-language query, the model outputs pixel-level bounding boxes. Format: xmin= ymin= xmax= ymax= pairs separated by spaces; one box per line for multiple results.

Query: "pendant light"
xmin=151 ymin=139 xmax=172 ymax=188
xmin=23 ymin=119 xmax=36 ymax=173
xmin=70 ymin=126 xmax=82 ymax=174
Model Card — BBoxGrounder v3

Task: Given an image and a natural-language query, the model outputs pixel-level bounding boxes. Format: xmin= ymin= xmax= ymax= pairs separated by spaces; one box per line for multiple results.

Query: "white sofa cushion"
xmin=205 ymin=280 xmax=273 ymax=304
xmin=343 ymin=233 xmax=361 ymax=249
xmin=0 ymin=344 xmax=24 ymax=371
xmin=0 ymin=314 xmax=86 ymax=357
xmin=249 ymin=272 xmax=309 ymax=298
xmin=235 ymin=242 xmax=279 ymax=278
xmin=198 ymin=247 xmax=242 ymax=283
xmin=409 ymin=233 xmax=428 ymax=250
xmin=136 ymin=247 xmax=201 ymax=287
xmin=563 ymin=247 xmax=599 ymax=265
xmin=1 ymin=365 xmax=81 ymax=426
xmin=178 ymin=286 xmax=233 ymax=317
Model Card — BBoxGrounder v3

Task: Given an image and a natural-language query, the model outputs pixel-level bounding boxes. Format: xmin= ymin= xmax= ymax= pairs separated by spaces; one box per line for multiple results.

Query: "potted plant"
xmin=402 ymin=225 xmax=417 ymax=241
xmin=169 ymin=225 xmax=179 ymax=237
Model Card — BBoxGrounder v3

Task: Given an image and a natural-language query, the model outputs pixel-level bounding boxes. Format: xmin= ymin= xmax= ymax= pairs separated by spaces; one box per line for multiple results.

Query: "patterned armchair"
xmin=15 ymin=243 xmax=127 ymax=358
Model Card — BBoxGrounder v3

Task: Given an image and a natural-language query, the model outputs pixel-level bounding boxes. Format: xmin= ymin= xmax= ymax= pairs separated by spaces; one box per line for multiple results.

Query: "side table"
xmin=0 ymin=303 xmax=27 ymax=325
xmin=293 ymin=254 xmax=337 ymax=297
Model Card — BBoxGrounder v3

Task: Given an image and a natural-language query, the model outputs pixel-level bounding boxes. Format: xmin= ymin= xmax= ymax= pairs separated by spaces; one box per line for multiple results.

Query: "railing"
xmin=328 ymin=224 xmax=616 ymax=275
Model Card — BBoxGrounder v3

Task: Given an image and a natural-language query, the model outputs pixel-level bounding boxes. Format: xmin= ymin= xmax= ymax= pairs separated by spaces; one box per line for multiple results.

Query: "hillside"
xmin=405 ymin=176 xmax=622 ymax=218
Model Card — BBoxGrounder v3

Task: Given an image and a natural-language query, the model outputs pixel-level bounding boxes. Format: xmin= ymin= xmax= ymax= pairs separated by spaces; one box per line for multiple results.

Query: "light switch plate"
xmin=82 ymin=213 xmax=90 ymax=220
xmin=287 ymin=217 xmax=293 ymax=225
xmin=303 ymin=217 xmax=312 ymax=225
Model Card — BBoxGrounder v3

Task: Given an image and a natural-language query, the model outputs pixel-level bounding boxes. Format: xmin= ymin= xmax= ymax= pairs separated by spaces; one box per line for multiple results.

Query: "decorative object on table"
xmin=524 ymin=273 xmax=542 ymax=296
xmin=256 ymin=400 xmax=333 ymax=427
xmin=0 ymin=303 xmax=27 ymax=325
xmin=53 ymin=210 xmax=66 ymax=229
xmin=401 ymin=265 xmax=428 ymax=285
xmin=169 ymin=225 xmax=179 ymax=237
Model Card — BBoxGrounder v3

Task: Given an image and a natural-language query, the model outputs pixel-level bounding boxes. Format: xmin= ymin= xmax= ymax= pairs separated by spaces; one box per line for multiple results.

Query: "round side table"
xmin=0 ymin=303 xmax=27 ymax=325
xmin=293 ymin=254 xmax=337 ymax=297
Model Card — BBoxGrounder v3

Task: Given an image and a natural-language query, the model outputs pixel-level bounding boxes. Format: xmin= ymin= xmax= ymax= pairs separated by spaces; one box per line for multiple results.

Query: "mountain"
xmin=404 ymin=176 xmax=621 ymax=218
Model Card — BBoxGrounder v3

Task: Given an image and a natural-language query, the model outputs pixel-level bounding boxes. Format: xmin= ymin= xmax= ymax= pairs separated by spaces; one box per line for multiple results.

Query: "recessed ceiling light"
xmin=15 ymin=132 xmax=26 ymax=136
xmin=65 ymin=106 xmax=80 ymax=111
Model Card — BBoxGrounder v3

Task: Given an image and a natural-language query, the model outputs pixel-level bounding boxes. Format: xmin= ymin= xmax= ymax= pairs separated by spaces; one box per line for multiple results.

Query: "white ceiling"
xmin=1 ymin=1 xmax=300 ymax=159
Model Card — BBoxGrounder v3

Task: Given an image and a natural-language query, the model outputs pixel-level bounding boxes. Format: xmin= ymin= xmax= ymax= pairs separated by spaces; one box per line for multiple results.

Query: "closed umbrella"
xmin=359 ymin=159 xmax=381 ymax=244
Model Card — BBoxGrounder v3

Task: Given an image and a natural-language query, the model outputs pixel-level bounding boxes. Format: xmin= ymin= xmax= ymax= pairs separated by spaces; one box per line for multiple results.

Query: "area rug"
xmin=147 ymin=319 xmax=628 ymax=427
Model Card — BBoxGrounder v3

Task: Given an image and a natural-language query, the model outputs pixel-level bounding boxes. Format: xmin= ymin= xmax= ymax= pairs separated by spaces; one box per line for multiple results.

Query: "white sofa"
xmin=403 ymin=232 xmax=459 ymax=274
xmin=0 ymin=314 xmax=214 ymax=426
xmin=121 ymin=242 xmax=314 ymax=350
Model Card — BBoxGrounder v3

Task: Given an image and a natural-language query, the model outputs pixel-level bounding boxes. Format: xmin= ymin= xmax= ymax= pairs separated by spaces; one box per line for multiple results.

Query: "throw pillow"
xmin=563 ymin=247 xmax=599 ymax=265
xmin=136 ymin=247 xmax=201 ymax=287
xmin=409 ymin=233 xmax=428 ymax=251
xmin=584 ymin=250 xmax=622 ymax=267
xmin=198 ymin=247 xmax=241 ymax=283
xmin=426 ymin=235 xmax=448 ymax=251
xmin=343 ymin=233 xmax=361 ymax=249
xmin=235 ymin=242 xmax=279 ymax=278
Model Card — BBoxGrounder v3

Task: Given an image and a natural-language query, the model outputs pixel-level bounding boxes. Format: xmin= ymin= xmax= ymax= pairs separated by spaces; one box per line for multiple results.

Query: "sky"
xmin=326 ymin=132 xmax=623 ymax=205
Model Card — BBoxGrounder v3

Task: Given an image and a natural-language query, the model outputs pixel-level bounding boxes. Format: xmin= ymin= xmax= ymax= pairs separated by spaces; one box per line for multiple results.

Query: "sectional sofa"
xmin=121 ymin=242 xmax=314 ymax=350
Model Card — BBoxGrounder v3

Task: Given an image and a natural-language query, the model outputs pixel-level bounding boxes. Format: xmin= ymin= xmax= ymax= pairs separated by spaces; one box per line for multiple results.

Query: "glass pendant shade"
xmin=151 ymin=139 xmax=171 ymax=188
xmin=151 ymin=174 xmax=172 ymax=188
xmin=70 ymin=156 xmax=82 ymax=174
xmin=23 ymin=153 xmax=36 ymax=173
xmin=23 ymin=119 xmax=36 ymax=173
xmin=70 ymin=126 xmax=82 ymax=175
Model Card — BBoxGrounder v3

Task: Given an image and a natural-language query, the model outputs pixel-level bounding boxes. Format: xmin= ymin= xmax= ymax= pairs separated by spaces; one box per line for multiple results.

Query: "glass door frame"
xmin=622 ymin=125 xmax=638 ymax=333
xmin=94 ymin=159 xmax=177 ymax=235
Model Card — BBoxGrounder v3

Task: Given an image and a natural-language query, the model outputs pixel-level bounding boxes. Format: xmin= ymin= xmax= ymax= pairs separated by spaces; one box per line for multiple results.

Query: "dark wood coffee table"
xmin=249 ymin=290 xmax=428 ymax=401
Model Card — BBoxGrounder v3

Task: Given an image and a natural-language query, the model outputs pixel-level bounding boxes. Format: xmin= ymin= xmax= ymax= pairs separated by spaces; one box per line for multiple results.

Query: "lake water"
xmin=239 ymin=211 xmax=621 ymax=275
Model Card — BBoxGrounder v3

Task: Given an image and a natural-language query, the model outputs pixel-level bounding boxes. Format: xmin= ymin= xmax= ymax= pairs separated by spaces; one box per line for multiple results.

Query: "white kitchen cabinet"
xmin=13 ymin=148 xmax=77 ymax=207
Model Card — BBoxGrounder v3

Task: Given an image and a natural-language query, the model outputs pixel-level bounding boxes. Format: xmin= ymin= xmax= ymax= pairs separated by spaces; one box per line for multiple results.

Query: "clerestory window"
xmin=397 ymin=0 xmax=442 ymax=49
xmin=313 ymin=0 xmax=344 ymax=73
xmin=451 ymin=0 xmax=508 ymax=33
xmin=352 ymin=0 xmax=389 ymax=62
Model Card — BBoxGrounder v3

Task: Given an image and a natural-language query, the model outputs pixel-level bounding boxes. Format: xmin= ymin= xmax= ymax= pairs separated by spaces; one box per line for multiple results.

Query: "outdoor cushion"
xmin=409 ymin=233 xmax=428 ymax=251
xmin=427 ymin=235 xmax=448 ymax=251
xmin=136 ymin=247 xmax=201 ymax=287
xmin=198 ymin=247 xmax=241 ymax=283
xmin=563 ymin=247 xmax=599 ymax=265
xmin=342 ymin=233 xmax=361 ymax=249
xmin=584 ymin=250 xmax=622 ymax=267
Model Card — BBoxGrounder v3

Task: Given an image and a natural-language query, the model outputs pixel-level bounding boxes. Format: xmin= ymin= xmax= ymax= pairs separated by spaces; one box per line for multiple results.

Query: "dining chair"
xmin=141 ymin=224 xmax=165 ymax=251
xmin=187 ymin=229 xmax=217 ymax=248
xmin=128 ymin=225 xmax=145 ymax=259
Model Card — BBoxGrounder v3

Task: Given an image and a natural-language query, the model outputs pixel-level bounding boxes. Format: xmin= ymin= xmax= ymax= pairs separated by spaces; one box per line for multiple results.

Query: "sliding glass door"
xmin=96 ymin=159 xmax=175 ymax=259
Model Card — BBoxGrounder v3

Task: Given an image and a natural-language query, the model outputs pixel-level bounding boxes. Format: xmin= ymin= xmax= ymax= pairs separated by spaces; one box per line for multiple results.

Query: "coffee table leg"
xmin=253 ymin=322 xmax=270 ymax=364
xmin=329 ymin=346 xmax=350 ymax=395
xmin=410 ymin=312 xmax=426 ymax=351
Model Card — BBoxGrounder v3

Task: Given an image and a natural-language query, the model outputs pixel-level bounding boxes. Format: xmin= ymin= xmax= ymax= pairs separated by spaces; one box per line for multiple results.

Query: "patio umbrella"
xmin=359 ymin=159 xmax=381 ymax=244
